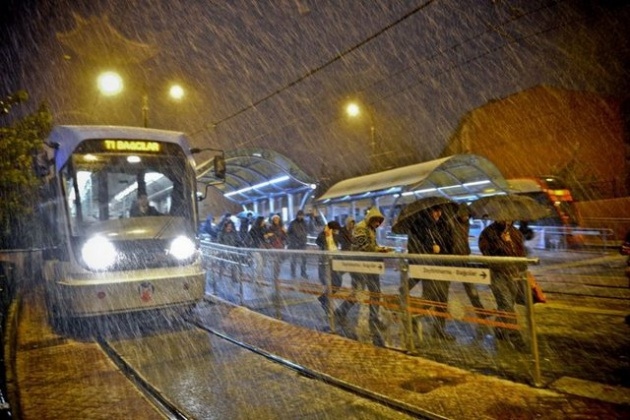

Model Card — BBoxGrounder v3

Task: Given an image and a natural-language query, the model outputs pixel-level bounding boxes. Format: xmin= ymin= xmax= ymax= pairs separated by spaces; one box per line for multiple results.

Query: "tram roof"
xmin=48 ymin=125 xmax=192 ymax=169
xmin=316 ymin=154 xmax=509 ymax=204
xmin=196 ymin=148 xmax=318 ymax=206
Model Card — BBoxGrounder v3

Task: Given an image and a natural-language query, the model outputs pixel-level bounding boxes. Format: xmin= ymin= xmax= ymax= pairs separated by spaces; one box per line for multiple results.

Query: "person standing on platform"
xmin=287 ymin=210 xmax=309 ymax=278
xmin=334 ymin=207 xmax=390 ymax=347
xmin=315 ymin=221 xmax=342 ymax=312
xmin=338 ymin=216 xmax=355 ymax=251
xmin=245 ymin=216 xmax=268 ymax=248
xmin=217 ymin=219 xmax=242 ymax=281
xmin=451 ymin=205 xmax=486 ymax=315
xmin=404 ymin=205 xmax=455 ymax=340
xmin=267 ymin=214 xmax=287 ymax=279
xmin=239 ymin=212 xmax=253 ymax=241
xmin=479 ymin=220 xmax=528 ymax=351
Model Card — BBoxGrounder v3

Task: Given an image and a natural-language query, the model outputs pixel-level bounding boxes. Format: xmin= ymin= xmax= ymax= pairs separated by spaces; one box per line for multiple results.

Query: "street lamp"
xmin=97 ymin=71 xmax=123 ymax=96
xmin=345 ymin=101 xmax=376 ymax=172
xmin=97 ymin=71 xmax=185 ymax=127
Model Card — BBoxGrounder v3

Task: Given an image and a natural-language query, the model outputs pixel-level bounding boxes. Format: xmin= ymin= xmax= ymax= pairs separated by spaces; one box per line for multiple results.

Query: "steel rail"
xmin=184 ymin=308 xmax=447 ymax=420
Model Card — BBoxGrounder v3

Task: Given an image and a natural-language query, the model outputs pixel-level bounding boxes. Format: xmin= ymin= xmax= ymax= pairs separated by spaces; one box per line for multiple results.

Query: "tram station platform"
xmin=7 ymin=279 xmax=630 ymax=419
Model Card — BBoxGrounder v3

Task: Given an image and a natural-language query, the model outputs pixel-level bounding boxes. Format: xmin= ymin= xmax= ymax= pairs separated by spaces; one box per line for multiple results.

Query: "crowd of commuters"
xmin=201 ymin=203 xmax=531 ymax=351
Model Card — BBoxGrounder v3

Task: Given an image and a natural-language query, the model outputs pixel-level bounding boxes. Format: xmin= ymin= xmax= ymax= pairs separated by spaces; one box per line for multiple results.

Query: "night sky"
xmin=1 ymin=0 xmax=628 ymax=182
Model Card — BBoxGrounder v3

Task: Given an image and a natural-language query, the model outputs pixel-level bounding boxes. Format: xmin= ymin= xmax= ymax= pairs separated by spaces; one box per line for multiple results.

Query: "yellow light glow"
xmin=97 ymin=71 xmax=123 ymax=96
xmin=346 ymin=102 xmax=360 ymax=117
xmin=169 ymin=84 xmax=184 ymax=100
xmin=83 ymin=154 xmax=98 ymax=161
xmin=103 ymin=140 xmax=161 ymax=152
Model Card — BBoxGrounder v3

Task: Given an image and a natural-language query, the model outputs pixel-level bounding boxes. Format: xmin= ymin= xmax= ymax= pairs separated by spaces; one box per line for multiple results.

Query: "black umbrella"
xmin=392 ymin=196 xmax=459 ymax=233
xmin=469 ymin=194 xmax=550 ymax=221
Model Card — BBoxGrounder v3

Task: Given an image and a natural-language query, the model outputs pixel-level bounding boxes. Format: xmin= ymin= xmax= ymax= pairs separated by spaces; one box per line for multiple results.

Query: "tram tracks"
xmin=95 ymin=307 xmax=439 ymax=420
xmin=97 ymin=337 xmax=193 ymax=420
xmin=184 ymin=314 xmax=440 ymax=420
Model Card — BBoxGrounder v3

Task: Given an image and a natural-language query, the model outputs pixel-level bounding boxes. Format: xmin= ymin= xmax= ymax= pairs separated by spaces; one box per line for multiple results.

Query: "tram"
xmin=38 ymin=125 xmax=205 ymax=323
xmin=507 ymin=176 xmax=581 ymax=226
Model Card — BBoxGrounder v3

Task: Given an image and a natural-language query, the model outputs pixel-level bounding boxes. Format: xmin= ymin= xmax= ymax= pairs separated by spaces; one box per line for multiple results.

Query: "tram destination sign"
xmin=103 ymin=139 xmax=161 ymax=153
xmin=408 ymin=265 xmax=491 ymax=284
xmin=332 ymin=260 xmax=385 ymax=275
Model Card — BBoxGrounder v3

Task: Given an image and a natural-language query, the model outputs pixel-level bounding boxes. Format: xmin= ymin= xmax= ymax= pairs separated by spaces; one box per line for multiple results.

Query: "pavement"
xmin=6 ymin=275 xmax=630 ymax=419
xmin=6 ymin=286 xmax=166 ymax=420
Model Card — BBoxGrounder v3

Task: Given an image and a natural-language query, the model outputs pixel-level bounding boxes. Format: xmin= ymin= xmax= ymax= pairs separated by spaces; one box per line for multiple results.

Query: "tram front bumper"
xmin=49 ymin=265 xmax=206 ymax=317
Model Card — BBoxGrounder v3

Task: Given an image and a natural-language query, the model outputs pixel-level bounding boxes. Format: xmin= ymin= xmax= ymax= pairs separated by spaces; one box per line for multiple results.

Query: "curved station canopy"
xmin=196 ymin=148 xmax=318 ymax=206
xmin=316 ymin=154 xmax=509 ymax=205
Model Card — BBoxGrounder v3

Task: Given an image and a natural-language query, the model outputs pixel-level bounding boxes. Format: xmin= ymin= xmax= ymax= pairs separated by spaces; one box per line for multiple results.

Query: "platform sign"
xmin=332 ymin=259 xmax=385 ymax=275
xmin=409 ymin=265 xmax=491 ymax=284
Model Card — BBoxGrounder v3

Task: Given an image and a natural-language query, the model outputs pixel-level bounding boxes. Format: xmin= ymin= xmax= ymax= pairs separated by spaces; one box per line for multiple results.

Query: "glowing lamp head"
xmin=97 ymin=71 xmax=123 ymax=96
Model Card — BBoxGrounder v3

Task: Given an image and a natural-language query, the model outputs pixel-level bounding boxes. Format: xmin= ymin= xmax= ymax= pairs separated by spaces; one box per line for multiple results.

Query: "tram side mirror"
xmin=214 ymin=155 xmax=226 ymax=180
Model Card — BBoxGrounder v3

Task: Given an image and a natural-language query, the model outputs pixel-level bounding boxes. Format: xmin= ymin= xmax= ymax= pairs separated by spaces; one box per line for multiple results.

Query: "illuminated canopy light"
xmin=169 ymin=236 xmax=196 ymax=260
xmin=82 ymin=236 xmax=117 ymax=270
xmin=462 ymin=180 xmax=491 ymax=187
xmin=224 ymin=175 xmax=290 ymax=197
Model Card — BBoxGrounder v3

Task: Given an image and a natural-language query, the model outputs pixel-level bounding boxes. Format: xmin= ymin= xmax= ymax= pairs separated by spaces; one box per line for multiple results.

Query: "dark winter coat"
xmin=451 ymin=216 xmax=471 ymax=256
xmin=246 ymin=217 xmax=268 ymax=248
xmin=407 ymin=211 xmax=454 ymax=255
xmin=287 ymin=217 xmax=309 ymax=249
xmin=267 ymin=220 xmax=287 ymax=249
xmin=217 ymin=221 xmax=241 ymax=247
xmin=479 ymin=221 xmax=527 ymax=275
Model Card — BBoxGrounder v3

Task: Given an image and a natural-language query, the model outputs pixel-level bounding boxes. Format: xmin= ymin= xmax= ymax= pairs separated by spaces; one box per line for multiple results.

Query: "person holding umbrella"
xmin=470 ymin=193 xmax=548 ymax=351
xmin=478 ymin=220 xmax=528 ymax=351
xmin=403 ymin=203 xmax=456 ymax=340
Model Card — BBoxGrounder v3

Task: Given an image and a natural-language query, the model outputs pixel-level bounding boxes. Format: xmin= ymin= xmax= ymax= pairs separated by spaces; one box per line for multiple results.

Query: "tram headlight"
xmin=82 ymin=236 xmax=117 ymax=270
xmin=169 ymin=236 xmax=196 ymax=260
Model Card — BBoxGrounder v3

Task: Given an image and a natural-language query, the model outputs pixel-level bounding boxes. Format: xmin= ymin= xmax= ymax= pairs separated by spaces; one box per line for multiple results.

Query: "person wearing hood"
xmin=334 ymin=207 xmax=390 ymax=347
xmin=405 ymin=205 xmax=455 ymax=340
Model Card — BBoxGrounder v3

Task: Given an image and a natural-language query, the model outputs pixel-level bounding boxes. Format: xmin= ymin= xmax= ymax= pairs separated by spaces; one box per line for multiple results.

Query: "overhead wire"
xmin=191 ymin=0 xmax=592 ymax=146
xmin=205 ymin=0 xmax=574 ymax=146
xmin=189 ymin=0 xmax=436 ymax=137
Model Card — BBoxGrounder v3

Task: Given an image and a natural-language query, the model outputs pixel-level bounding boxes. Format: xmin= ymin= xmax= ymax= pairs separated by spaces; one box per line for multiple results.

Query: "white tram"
xmin=39 ymin=126 xmax=205 ymax=322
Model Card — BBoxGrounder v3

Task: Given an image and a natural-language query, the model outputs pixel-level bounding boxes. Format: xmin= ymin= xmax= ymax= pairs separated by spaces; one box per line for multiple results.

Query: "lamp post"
xmin=97 ymin=71 xmax=185 ymax=128
xmin=346 ymin=101 xmax=377 ymax=172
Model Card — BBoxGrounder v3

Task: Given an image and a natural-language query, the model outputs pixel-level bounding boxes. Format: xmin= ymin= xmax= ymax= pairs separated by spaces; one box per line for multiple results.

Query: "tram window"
xmin=61 ymin=155 xmax=181 ymax=233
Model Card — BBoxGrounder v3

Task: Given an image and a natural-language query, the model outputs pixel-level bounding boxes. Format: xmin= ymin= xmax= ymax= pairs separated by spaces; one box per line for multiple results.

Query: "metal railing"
xmin=200 ymin=241 xmax=544 ymax=386
xmin=528 ymin=226 xmax=615 ymax=251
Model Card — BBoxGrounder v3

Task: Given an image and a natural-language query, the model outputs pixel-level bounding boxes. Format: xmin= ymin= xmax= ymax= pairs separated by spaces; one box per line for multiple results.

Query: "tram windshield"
xmin=60 ymin=139 xmax=196 ymax=237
